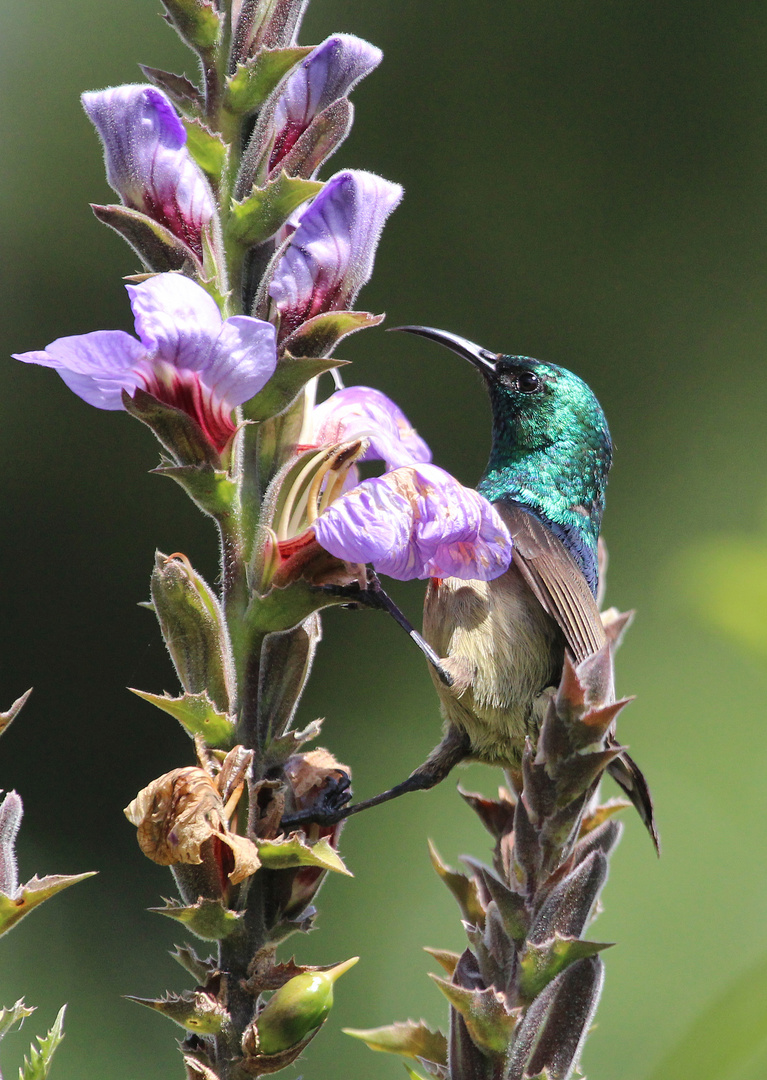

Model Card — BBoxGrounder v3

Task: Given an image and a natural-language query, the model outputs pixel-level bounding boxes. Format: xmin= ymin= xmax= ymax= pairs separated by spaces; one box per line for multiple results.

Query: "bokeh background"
xmin=2 ymin=1 xmax=767 ymax=1077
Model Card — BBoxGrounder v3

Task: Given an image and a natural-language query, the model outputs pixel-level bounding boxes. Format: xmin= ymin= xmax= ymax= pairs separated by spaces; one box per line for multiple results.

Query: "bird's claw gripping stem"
xmin=314 ymin=572 xmax=454 ymax=686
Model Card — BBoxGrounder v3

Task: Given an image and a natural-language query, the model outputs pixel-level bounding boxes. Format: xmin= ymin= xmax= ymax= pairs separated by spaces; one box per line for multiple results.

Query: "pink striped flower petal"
xmin=14 ymin=275 xmax=277 ymax=452
xmin=313 ymin=464 xmax=512 ymax=581
xmin=268 ymin=34 xmax=382 ymax=171
xmin=313 ymin=386 xmax=431 ymax=469
xmin=269 ymin=170 xmax=402 ymax=340
xmin=82 ymin=85 xmax=215 ymax=259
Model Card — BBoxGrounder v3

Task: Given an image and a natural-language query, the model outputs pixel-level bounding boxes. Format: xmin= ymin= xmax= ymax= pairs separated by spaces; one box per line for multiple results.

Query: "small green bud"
xmin=150 ymin=552 xmax=234 ymax=713
xmin=256 ymin=957 xmax=358 ymax=1055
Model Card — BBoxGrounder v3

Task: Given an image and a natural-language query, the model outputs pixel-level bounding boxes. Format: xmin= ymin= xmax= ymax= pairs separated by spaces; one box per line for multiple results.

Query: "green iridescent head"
xmin=396 ymin=326 xmax=612 ymax=593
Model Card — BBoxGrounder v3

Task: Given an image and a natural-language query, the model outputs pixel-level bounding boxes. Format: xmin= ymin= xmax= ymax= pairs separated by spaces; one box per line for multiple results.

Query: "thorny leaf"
xmin=0 ymin=873 xmax=96 ymax=937
xmin=229 ymin=173 xmax=322 ymax=247
xmin=126 ymin=990 xmax=228 ymax=1034
xmin=518 ymin=935 xmax=612 ymax=1003
xmin=428 ymin=841 xmax=485 ymax=927
xmin=129 ymin=689 xmax=235 ymax=748
xmin=170 ymin=943 xmax=216 ymax=981
xmin=343 ymin=1020 xmax=447 ymax=1065
xmin=150 ymin=897 xmax=244 ymax=940
xmin=257 ymin=833 xmax=351 ymax=876
xmin=225 ymin=47 xmax=313 ymax=115
xmin=281 ymin=310 xmax=384 ymax=359
xmin=0 ymin=998 xmax=34 ymax=1039
xmin=429 ymin=977 xmax=519 ymax=1056
xmin=0 ymin=689 xmax=31 ymax=739
xmin=18 ymin=1005 xmax=66 ymax=1080
xmin=91 ymin=204 xmax=200 ymax=274
xmin=423 ymin=947 xmax=461 ymax=977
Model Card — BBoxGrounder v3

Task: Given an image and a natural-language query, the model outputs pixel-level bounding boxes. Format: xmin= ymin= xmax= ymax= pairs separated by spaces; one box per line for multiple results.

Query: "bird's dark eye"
xmin=517 ymin=371 xmax=541 ymax=393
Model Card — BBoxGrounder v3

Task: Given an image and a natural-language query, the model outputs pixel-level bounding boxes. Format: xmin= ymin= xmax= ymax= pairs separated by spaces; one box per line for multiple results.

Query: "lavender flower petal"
xmin=269 ymin=170 xmax=402 ymax=339
xmin=14 ymin=275 xmax=277 ymax=451
xmin=13 ymin=331 xmax=145 ymax=409
xmin=268 ymin=34 xmax=382 ymax=171
xmin=314 ymin=464 xmax=512 ymax=581
xmin=313 ymin=386 xmax=431 ymax=469
xmin=82 ymin=85 xmax=215 ymax=258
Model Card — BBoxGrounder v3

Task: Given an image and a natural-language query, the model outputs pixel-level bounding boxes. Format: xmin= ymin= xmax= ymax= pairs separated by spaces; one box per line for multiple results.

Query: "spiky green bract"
xmin=478 ymin=358 xmax=612 ymax=586
xmin=351 ymin=626 xmax=635 ymax=1080
xmin=19 ymin=1006 xmax=66 ymax=1080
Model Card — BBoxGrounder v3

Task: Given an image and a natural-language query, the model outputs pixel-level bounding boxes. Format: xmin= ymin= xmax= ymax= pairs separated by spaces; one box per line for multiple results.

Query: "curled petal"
xmin=82 ymin=84 xmax=215 ymax=258
xmin=13 ymin=274 xmax=277 ymax=452
xmin=313 ymin=464 xmax=513 ymax=581
xmin=269 ymin=170 xmax=402 ymax=339
xmin=313 ymin=386 xmax=431 ymax=469
xmin=124 ymin=764 xmax=260 ymax=886
xmin=268 ymin=35 xmax=382 ymax=171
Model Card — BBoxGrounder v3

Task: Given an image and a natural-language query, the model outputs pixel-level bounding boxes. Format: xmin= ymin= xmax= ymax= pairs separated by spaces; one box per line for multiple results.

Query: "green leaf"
xmin=343 ymin=1020 xmax=447 ymax=1065
xmin=126 ymin=991 xmax=228 ymax=1034
xmin=151 ymin=461 xmax=237 ymax=520
xmin=429 ymin=977 xmax=519 ymax=1055
xmin=19 ymin=1005 xmax=65 ymax=1080
xmin=257 ymin=834 xmax=352 ymax=876
xmin=404 ymin=1068 xmax=429 ymax=1080
xmin=170 ymin=944 xmax=216 ymax=982
xmin=225 ymin=47 xmax=313 ymax=116
xmin=139 ymin=65 xmax=204 ymax=116
xmin=160 ymin=0 xmax=221 ymax=51
xmin=277 ymin=98 xmax=351 ymax=179
xmin=0 ymin=999 xmax=34 ymax=1040
xmin=229 ymin=173 xmax=322 ymax=247
xmin=282 ymin=311 xmax=385 ymax=359
xmin=423 ymin=947 xmax=461 ymax=977
xmin=0 ymin=873 xmax=96 ymax=937
xmin=644 ymin=954 xmax=767 ymax=1080
xmin=265 ymin=718 xmax=323 ymax=765
xmin=518 ymin=935 xmax=613 ymax=1003
xmin=0 ymin=689 xmax=32 ymax=740
xmin=124 ymin=388 xmax=221 ymax=468
xmin=428 ymin=841 xmax=485 ymax=927
xmin=149 ymin=897 xmax=244 ymax=941
xmin=243 ymin=353 xmax=349 ymax=422
xmin=183 ymin=119 xmax=227 ymax=179
xmin=129 ymin=689 xmax=235 ymax=748
xmin=91 ymin=204 xmax=200 ymax=273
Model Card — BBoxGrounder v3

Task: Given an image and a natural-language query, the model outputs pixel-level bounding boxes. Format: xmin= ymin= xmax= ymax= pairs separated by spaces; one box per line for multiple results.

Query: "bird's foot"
xmin=280 ymin=769 xmax=353 ymax=830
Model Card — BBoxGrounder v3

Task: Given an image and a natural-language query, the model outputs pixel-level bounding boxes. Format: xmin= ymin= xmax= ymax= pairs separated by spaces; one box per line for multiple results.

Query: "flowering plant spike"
xmin=9 ymin=0 xmax=653 ymax=1075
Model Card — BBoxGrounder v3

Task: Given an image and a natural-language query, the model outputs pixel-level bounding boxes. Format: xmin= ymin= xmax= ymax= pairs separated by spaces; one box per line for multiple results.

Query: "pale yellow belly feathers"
xmin=423 ymin=563 xmax=563 ymax=766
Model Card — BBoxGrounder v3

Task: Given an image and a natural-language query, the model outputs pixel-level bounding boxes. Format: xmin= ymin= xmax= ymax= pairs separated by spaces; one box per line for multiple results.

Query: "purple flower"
xmin=313 ymin=464 xmax=512 ymax=581
xmin=82 ymin=85 xmax=215 ymax=260
xmin=268 ymin=34 xmax=382 ymax=172
xmin=14 ymin=274 xmax=277 ymax=453
xmin=269 ymin=170 xmax=402 ymax=340
xmin=313 ymin=386 xmax=431 ymax=469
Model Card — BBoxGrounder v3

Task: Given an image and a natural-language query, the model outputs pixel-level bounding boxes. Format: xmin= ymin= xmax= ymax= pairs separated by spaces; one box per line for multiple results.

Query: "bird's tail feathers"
xmin=607 ymin=746 xmax=660 ymax=855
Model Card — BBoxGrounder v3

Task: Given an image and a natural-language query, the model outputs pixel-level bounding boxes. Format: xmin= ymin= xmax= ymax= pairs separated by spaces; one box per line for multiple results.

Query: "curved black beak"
xmin=391 ymin=325 xmax=499 ymax=376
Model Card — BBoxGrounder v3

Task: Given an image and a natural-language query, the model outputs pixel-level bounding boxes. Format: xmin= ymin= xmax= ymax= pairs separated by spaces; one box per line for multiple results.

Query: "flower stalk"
xmin=12 ymin=0 xmax=514 ymax=1075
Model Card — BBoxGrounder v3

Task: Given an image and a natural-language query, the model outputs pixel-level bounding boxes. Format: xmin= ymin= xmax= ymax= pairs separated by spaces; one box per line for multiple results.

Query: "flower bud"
xmin=255 ymin=957 xmax=358 ymax=1055
xmin=150 ymin=552 xmax=233 ymax=713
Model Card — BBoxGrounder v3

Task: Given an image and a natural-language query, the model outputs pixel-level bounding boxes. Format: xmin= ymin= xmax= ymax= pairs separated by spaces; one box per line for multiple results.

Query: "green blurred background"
xmin=2 ymin=1 xmax=767 ymax=1077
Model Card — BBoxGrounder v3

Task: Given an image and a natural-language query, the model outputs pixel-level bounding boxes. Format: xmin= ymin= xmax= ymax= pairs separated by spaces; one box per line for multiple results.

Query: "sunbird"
xmin=297 ymin=326 xmax=657 ymax=848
